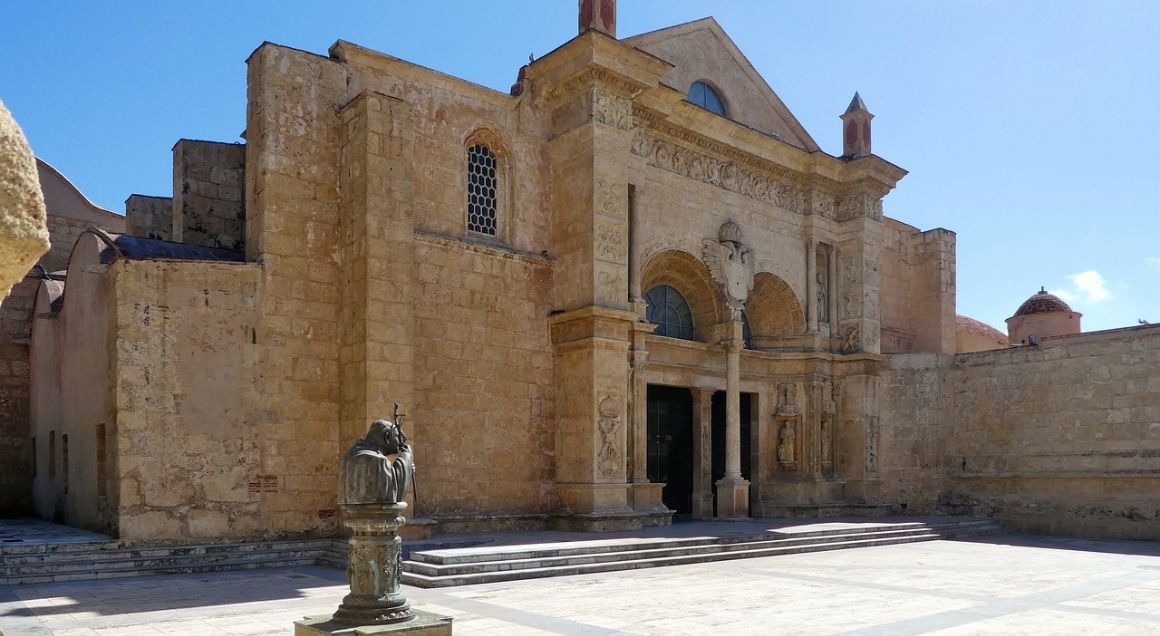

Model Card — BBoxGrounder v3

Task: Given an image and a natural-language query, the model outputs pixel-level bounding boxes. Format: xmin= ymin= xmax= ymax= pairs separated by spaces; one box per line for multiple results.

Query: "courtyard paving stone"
xmin=1 ymin=535 xmax=1159 ymax=635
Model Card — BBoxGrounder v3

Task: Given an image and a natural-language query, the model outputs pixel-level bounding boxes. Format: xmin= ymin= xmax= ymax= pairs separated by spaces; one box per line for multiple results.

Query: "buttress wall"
xmin=245 ymin=42 xmax=562 ymax=525
xmin=879 ymin=218 xmax=955 ymax=354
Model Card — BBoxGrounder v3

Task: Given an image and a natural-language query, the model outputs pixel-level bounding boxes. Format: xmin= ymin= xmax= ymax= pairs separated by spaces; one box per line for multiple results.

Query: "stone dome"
xmin=1012 ymin=287 xmax=1074 ymax=317
xmin=956 ymin=315 xmax=1006 ymax=342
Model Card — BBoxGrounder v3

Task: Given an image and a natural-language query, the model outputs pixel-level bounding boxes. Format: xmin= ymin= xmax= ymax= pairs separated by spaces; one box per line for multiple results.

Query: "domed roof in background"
xmin=955 ymin=315 xmax=1006 ymax=343
xmin=1012 ymin=287 xmax=1075 ymax=317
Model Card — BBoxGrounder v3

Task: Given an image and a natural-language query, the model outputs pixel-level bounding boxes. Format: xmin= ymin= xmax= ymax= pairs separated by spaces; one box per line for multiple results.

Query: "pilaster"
xmin=533 ymin=33 xmax=670 ymax=529
xmin=337 ymin=91 xmax=416 ymax=448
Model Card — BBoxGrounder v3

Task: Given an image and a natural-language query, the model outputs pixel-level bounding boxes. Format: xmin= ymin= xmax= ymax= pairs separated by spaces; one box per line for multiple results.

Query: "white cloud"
xmin=1051 ymin=270 xmax=1111 ymax=305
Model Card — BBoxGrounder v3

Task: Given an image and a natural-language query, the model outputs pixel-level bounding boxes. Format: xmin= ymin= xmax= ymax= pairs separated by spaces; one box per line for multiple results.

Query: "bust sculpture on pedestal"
xmin=333 ymin=414 xmax=415 ymax=626
xmin=296 ymin=405 xmax=451 ymax=635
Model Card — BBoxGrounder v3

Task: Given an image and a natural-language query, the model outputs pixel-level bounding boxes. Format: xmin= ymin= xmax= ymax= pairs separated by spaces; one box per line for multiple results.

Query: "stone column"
xmin=806 ymin=239 xmax=818 ymax=333
xmin=628 ymin=184 xmax=643 ymax=305
xmin=629 ymin=322 xmax=652 ymax=483
xmin=691 ymin=388 xmax=715 ymax=519
xmin=715 ymin=320 xmax=749 ymax=518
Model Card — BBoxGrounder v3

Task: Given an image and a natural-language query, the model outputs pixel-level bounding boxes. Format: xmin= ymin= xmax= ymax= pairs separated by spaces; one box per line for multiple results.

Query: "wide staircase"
xmin=400 ymin=517 xmax=1002 ymax=588
xmin=0 ymin=517 xmax=1003 ymax=587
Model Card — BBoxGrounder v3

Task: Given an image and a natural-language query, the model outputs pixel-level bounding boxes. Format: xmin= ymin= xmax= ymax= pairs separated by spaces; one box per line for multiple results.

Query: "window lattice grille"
xmin=467 ymin=144 xmax=498 ymax=236
xmin=645 ymin=285 xmax=695 ymax=341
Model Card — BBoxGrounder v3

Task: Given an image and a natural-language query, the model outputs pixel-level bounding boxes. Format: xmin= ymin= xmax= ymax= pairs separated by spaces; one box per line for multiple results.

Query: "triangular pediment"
xmin=625 ymin=18 xmax=819 ymax=152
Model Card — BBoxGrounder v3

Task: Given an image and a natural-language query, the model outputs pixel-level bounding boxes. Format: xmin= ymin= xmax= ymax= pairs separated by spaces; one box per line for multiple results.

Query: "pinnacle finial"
xmin=840 ymin=92 xmax=874 ymax=158
xmin=843 ymin=92 xmax=869 ymax=116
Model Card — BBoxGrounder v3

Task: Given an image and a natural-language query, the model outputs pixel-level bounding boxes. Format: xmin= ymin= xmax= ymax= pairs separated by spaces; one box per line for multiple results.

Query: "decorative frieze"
xmin=592 ymin=89 xmax=633 ymax=130
xmin=631 ymin=131 xmax=809 ymax=215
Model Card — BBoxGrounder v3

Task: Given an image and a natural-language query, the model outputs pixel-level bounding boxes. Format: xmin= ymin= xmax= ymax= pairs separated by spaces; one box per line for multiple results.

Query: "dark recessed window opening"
xmin=645 ymin=284 xmax=695 ymax=341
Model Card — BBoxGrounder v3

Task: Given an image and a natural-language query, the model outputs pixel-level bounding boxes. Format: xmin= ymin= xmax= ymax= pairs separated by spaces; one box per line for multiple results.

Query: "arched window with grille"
xmin=466 ymin=143 xmax=498 ymax=236
xmin=645 ymin=285 xmax=695 ymax=341
xmin=689 ymin=81 xmax=727 ymax=117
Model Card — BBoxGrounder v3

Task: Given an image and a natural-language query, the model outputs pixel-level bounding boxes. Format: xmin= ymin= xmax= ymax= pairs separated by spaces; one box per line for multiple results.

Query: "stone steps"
xmin=0 ymin=518 xmax=1003 ymax=586
xmin=0 ymin=539 xmax=334 ymax=585
xmin=400 ymin=518 xmax=1004 ymax=588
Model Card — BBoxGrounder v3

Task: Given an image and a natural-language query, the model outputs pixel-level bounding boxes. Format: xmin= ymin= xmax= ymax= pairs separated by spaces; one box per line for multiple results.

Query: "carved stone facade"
xmin=23 ymin=10 xmax=977 ymax=542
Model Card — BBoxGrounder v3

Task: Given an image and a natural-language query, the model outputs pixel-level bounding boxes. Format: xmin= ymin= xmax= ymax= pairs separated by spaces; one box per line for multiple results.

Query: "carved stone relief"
xmin=841 ymin=324 xmax=861 ymax=353
xmin=703 ymin=220 xmax=755 ymax=319
xmin=594 ymin=217 xmax=626 ymax=264
xmin=592 ymin=89 xmax=633 ymax=131
xmin=596 ymin=179 xmax=626 ymax=218
xmin=631 ymin=132 xmax=809 ymax=214
xmin=595 ymin=267 xmax=626 ymax=306
xmin=865 ymin=415 xmax=879 ymax=475
xmin=597 ymin=395 xmax=622 ymax=478
xmin=775 ymin=382 xmax=800 ymax=471
xmin=816 ymin=249 xmax=830 ymax=324
xmin=777 ymin=422 xmax=796 ymax=464
xmin=776 ymin=383 xmax=798 ymax=417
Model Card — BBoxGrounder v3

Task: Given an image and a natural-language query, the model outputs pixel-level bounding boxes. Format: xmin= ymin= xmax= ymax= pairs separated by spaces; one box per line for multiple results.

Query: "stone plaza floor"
xmin=2 ymin=534 xmax=1159 ymax=635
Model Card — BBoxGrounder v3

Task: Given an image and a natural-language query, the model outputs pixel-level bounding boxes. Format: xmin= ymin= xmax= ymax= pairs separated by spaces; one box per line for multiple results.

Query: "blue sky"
xmin=2 ymin=1 xmax=1157 ymax=332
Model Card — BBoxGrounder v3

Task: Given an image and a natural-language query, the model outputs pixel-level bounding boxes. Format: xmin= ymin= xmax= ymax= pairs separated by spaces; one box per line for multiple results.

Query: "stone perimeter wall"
xmin=113 ymin=260 xmax=262 ymax=542
xmin=882 ymin=325 xmax=1160 ymax=540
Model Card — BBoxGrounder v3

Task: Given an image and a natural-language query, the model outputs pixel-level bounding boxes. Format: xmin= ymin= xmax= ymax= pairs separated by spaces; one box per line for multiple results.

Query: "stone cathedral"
xmin=18 ymin=2 xmax=1159 ymax=544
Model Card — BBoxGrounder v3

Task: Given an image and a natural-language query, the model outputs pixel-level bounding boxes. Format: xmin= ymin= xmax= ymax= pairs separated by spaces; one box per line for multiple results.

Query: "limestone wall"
xmin=245 ymin=44 xmax=346 ymax=535
xmin=37 ymin=159 xmax=126 ymax=272
xmin=877 ymin=353 xmax=947 ymax=512
xmin=331 ymin=42 xmax=560 ymax=519
xmin=0 ymin=276 xmax=38 ymax=515
xmin=879 ymin=218 xmax=955 ymax=354
xmin=881 ymin=326 xmax=1160 ymax=540
xmin=172 ymin=140 xmax=245 ymax=250
xmin=112 ymin=259 xmax=262 ymax=542
xmin=2 ymin=161 xmax=124 ymax=518
xmin=30 ymin=233 xmax=115 ymax=532
xmin=125 ymin=194 xmax=173 ymax=241
xmin=944 ymin=326 xmax=1160 ymax=539
xmin=414 ymin=238 xmax=556 ymax=516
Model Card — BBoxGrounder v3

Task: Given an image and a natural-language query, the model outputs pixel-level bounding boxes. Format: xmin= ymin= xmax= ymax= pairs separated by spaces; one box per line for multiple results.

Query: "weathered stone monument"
xmin=0 ymin=98 xmax=49 ymax=300
xmin=296 ymin=407 xmax=451 ymax=635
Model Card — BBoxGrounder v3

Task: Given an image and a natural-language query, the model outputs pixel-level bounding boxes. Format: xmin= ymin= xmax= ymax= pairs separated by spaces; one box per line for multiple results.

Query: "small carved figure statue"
xmin=778 ymin=422 xmax=796 ymax=464
xmin=816 ymin=267 xmax=829 ymax=323
xmin=339 ymin=418 xmax=414 ymax=506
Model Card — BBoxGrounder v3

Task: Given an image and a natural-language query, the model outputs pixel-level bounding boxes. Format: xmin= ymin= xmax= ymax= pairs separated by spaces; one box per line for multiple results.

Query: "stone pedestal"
xmin=715 ymin=478 xmax=750 ymax=519
xmin=333 ymin=503 xmax=414 ymax=626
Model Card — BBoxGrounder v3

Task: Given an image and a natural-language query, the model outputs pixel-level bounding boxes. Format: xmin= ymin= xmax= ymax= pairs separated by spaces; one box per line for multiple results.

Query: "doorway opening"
xmin=711 ymin=391 xmax=753 ymax=516
xmin=646 ymin=385 xmax=694 ymax=515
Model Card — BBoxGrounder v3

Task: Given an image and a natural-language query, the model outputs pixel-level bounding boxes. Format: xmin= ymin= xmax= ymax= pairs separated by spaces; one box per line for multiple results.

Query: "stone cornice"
xmin=548 ymin=305 xmax=639 ymax=326
xmin=414 ymin=230 xmax=552 ymax=267
xmin=329 ymin=40 xmax=518 ymax=110
xmin=528 ymin=31 xmax=671 ymax=109
xmin=631 ymin=84 xmax=907 ymax=218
